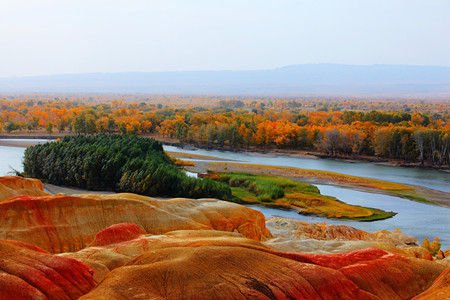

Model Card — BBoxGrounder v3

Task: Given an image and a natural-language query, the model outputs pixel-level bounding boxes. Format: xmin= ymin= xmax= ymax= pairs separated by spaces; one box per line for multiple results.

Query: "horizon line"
xmin=2 ymin=63 xmax=450 ymax=79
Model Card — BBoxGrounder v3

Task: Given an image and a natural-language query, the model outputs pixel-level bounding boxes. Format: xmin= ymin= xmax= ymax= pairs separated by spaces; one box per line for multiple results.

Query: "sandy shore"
xmin=0 ymin=139 xmax=52 ymax=148
xmin=45 ymin=184 xmax=115 ymax=195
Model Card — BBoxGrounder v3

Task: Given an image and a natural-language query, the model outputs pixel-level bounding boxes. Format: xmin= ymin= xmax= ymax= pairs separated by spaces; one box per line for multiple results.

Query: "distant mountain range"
xmin=1 ymin=64 xmax=450 ymax=98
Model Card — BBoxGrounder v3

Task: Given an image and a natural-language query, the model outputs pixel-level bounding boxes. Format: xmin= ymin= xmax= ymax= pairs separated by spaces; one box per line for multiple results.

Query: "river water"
xmin=0 ymin=141 xmax=448 ymax=248
xmin=249 ymin=185 xmax=448 ymax=247
xmin=0 ymin=145 xmax=28 ymax=175
xmin=165 ymin=145 xmax=450 ymax=248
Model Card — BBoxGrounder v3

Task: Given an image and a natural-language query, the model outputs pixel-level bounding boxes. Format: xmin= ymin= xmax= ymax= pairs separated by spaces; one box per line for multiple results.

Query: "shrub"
xmin=219 ymin=173 xmax=285 ymax=201
xmin=421 ymin=237 xmax=441 ymax=256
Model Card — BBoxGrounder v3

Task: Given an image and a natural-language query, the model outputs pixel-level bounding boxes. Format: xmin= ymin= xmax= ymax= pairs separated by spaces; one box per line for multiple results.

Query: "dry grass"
xmin=172 ymin=158 xmax=195 ymax=167
xmin=166 ymin=151 xmax=228 ymax=161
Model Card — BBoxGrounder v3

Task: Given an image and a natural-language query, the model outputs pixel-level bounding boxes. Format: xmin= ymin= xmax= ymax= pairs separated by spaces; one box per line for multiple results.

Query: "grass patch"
xmin=391 ymin=192 xmax=434 ymax=205
xmin=204 ymin=172 xmax=395 ymax=221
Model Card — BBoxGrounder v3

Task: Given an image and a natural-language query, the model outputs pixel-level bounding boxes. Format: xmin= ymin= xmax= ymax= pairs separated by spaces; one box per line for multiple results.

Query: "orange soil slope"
xmin=0 ymin=176 xmax=47 ymax=201
xmin=0 ymin=191 xmax=270 ymax=253
xmin=0 ymin=240 xmax=95 ymax=300
xmin=67 ymin=225 xmax=446 ymax=300
xmin=413 ymin=268 xmax=450 ymax=300
xmin=0 ymin=176 xmax=447 ymax=299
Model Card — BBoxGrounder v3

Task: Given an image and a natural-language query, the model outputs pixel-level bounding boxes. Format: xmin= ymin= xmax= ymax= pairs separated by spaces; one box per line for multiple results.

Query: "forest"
xmin=23 ymin=134 xmax=231 ymax=199
xmin=2 ymin=95 xmax=450 ymax=167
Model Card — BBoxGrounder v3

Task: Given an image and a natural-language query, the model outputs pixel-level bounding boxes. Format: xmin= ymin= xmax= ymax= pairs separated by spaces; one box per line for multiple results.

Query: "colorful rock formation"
xmin=413 ymin=268 xmax=450 ymax=299
xmin=0 ymin=192 xmax=270 ymax=253
xmin=265 ymin=217 xmax=435 ymax=260
xmin=0 ymin=176 xmax=448 ymax=299
xmin=0 ymin=176 xmax=47 ymax=201
xmin=266 ymin=217 xmax=417 ymax=245
xmin=90 ymin=223 xmax=146 ymax=246
xmin=66 ymin=227 xmax=445 ymax=299
xmin=0 ymin=239 xmax=95 ymax=299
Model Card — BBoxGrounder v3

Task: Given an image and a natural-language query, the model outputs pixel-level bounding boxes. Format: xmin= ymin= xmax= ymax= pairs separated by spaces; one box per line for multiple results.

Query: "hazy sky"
xmin=0 ymin=0 xmax=449 ymax=77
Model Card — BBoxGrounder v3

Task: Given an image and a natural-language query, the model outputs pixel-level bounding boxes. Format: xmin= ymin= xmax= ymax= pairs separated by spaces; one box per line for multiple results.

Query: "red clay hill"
xmin=0 ymin=176 xmax=448 ymax=299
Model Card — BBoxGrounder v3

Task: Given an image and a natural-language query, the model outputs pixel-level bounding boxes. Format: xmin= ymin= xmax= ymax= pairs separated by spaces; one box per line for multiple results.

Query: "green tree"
xmin=46 ymin=123 xmax=53 ymax=134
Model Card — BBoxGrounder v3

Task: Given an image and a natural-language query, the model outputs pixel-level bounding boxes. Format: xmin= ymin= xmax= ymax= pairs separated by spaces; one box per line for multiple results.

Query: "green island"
xmin=23 ymin=134 xmax=231 ymax=199
xmin=203 ymin=172 xmax=395 ymax=221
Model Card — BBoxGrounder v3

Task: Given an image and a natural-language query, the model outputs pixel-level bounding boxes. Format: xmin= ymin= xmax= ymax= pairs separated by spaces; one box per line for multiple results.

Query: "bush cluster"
xmin=219 ymin=173 xmax=284 ymax=202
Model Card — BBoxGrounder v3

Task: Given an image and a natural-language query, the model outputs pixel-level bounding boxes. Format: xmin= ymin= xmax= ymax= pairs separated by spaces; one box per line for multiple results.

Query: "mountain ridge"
xmin=1 ymin=64 xmax=449 ymax=97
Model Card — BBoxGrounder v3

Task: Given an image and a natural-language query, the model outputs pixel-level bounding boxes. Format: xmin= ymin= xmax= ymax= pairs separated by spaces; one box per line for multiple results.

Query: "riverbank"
xmin=1 ymin=133 xmax=449 ymax=170
xmin=160 ymin=138 xmax=450 ymax=170
xmin=0 ymin=138 xmax=53 ymax=147
xmin=45 ymin=183 xmax=115 ymax=195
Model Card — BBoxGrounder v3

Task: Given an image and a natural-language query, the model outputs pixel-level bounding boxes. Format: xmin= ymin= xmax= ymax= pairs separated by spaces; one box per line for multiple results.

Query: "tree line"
xmin=2 ymin=98 xmax=449 ymax=166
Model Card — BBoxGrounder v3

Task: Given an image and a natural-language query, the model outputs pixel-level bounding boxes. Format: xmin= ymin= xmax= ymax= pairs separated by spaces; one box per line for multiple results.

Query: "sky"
xmin=0 ymin=0 xmax=449 ymax=77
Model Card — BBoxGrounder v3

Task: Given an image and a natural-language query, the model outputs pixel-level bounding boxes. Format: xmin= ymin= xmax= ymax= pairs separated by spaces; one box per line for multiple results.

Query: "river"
xmin=164 ymin=145 xmax=450 ymax=193
xmin=0 ymin=140 xmax=448 ymax=248
xmin=165 ymin=145 xmax=450 ymax=248
xmin=0 ymin=145 xmax=28 ymax=175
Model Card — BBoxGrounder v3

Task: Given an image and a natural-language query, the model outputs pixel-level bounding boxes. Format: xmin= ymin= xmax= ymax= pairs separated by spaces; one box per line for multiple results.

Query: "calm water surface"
xmin=0 ymin=139 xmax=49 ymax=175
xmin=0 ymin=146 xmax=25 ymax=175
xmin=0 ymin=141 xmax=448 ymax=248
